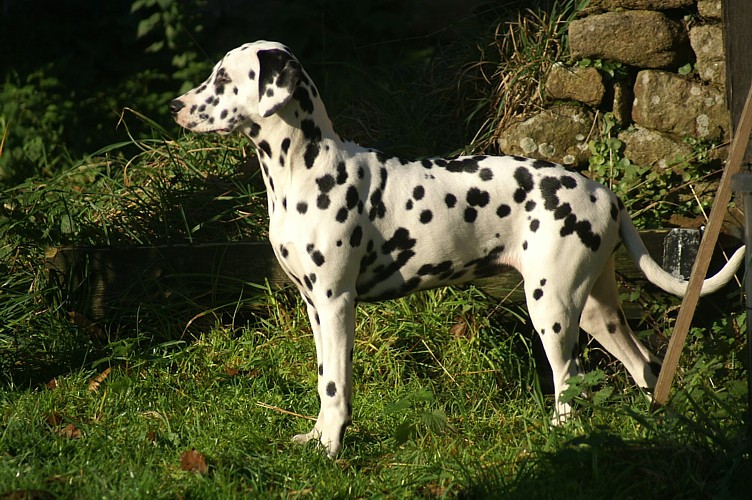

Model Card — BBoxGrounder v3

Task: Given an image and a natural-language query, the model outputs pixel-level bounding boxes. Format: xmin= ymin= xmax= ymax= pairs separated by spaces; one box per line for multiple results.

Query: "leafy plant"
xmin=583 ymin=110 xmax=726 ymax=228
xmin=386 ymin=387 xmax=451 ymax=445
xmin=576 ymin=58 xmax=628 ymax=79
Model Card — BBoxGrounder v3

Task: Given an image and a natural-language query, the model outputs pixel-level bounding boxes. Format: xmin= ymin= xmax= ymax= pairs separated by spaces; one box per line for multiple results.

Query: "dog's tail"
xmin=619 ymin=210 xmax=745 ymax=297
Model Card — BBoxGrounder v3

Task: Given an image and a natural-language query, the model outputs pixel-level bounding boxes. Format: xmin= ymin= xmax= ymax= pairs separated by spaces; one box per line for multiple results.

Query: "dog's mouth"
xmin=178 ymin=120 xmax=232 ymax=135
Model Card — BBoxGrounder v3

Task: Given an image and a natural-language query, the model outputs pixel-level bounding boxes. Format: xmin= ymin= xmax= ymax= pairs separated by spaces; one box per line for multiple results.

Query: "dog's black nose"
xmin=168 ymin=99 xmax=185 ymax=115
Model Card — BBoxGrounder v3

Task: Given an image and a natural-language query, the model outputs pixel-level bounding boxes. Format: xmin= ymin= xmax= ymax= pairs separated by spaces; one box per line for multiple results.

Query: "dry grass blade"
xmin=256 ymin=401 xmax=316 ymax=421
xmin=466 ymin=2 xmax=580 ymax=153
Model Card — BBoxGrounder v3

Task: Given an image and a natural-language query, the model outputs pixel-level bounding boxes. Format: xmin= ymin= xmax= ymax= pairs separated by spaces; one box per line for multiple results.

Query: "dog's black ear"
xmin=257 ymin=48 xmax=302 ymax=118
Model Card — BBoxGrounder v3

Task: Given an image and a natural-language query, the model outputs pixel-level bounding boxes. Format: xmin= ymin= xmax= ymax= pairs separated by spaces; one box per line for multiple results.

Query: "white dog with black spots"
xmin=169 ymin=40 xmax=744 ymax=457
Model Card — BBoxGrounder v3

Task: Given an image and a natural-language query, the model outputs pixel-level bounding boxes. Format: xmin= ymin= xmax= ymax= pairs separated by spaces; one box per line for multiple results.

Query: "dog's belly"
xmin=350 ymin=154 xmax=618 ymax=301
xmin=353 ymin=216 xmax=520 ymax=301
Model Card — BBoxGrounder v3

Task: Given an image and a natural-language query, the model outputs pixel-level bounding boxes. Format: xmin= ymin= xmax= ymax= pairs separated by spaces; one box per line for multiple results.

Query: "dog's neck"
xmin=243 ymin=89 xmax=345 ymax=208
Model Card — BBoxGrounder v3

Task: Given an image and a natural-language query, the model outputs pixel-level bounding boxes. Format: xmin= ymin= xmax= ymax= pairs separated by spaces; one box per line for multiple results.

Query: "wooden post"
xmin=724 ymin=0 xmax=752 ymax=442
xmin=724 ymin=0 xmax=752 ymax=163
xmin=731 ymin=174 xmax=752 ymax=442
xmin=46 ymin=229 xmax=741 ymax=322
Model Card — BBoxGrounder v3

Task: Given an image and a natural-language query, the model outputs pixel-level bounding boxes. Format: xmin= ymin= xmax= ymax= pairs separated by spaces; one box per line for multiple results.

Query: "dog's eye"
xmin=215 ymin=71 xmax=232 ymax=86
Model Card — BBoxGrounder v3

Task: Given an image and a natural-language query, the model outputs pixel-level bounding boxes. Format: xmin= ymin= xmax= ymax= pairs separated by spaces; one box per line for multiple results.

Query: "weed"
xmin=466 ymin=0 xmax=585 ymax=153
xmin=576 ymin=58 xmax=628 ymax=80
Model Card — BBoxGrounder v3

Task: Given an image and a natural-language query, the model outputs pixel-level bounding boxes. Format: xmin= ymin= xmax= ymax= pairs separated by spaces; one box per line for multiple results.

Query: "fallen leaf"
xmin=46 ymin=413 xmax=63 ymax=427
xmin=45 ymin=379 xmax=58 ymax=390
xmin=180 ymin=449 xmax=208 ymax=474
xmin=449 ymin=316 xmax=469 ymax=339
xmin=58 ymin=423 xmax=82 ymax=439
xmin=88 ymin=367 xmax=111 ymax=392
xmin=46 ymin=414 xmax=82 ymax=439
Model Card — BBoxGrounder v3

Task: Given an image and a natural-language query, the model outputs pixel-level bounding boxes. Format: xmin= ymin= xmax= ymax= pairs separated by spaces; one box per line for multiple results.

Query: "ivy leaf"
xmin=593 ymin=386 xmax=614 ymax=405
xmin=678 ymin=63 xmax=693 ymax=75
xmin=136 ymin=12 xmax=161 ymax=39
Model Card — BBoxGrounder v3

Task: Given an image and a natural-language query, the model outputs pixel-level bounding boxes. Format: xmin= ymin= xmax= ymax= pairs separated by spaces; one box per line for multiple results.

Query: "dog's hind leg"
xmin=579 ymin=256 xmax=662 ymax=389
xmin=524 ymin=277 xmax=587 ymax=423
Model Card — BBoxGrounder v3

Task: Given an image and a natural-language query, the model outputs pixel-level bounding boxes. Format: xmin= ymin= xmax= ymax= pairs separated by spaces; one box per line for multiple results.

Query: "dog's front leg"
xmin=292 ymin=291 xmax=355 ymax=457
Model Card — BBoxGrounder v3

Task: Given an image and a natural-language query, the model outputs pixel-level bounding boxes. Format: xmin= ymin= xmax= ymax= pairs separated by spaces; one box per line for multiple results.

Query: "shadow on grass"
xmin=459 ymin=426 xmax=752 ymax=498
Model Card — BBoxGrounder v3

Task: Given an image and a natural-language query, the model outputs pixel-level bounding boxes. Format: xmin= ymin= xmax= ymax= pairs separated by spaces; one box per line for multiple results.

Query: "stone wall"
xmin=500 ymin=0 xmax=729 ymax=171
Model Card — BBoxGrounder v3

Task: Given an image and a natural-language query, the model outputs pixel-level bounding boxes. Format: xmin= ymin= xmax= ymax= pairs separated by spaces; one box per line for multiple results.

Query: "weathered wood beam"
xmin=45 ymin=229 xmax=740 ymax=322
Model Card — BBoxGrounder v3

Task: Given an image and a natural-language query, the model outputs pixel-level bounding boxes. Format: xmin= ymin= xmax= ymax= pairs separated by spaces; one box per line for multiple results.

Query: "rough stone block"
xmin=689 ymin=24 xmax=726 ymax=88
xmin=586 ymin=0 xmax=694 ymax=10
xmin=632 ymin=70 xmax=730 ymax=141
xmin=545 ymin=63 xmax=606 ymax=107
xmin=569 ymin=10 xmax=690 ymax=69
xmin=697 ymin=0 xmax=723 ymax=20
xmin=617 ymin=126 xmax=694 ymax=168
xmin=611 ymin=80 xmax=633 ymax=125
xmin=498 ymin=104 xmax=594 ymax=166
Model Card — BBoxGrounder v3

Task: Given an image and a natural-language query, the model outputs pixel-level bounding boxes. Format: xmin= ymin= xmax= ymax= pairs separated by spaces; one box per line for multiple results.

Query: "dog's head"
xmin=169 ymin=40 xmax=304 ymax=135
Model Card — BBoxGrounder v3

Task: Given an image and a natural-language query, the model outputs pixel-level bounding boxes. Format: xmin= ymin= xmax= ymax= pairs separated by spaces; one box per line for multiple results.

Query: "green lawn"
xmin=1 ymin=276 xmax=750 ymax=497
xmin=0 ymin=84 xmax=750 ymax=500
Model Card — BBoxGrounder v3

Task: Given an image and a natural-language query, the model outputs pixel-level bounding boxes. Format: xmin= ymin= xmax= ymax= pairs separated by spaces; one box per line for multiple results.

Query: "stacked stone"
xmin=500 ymin=0 xmax=729 ymax=170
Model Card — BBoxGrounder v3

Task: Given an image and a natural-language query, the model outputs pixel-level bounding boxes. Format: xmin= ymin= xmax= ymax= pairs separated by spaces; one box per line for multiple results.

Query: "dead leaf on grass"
xmin=46 ymin=414 xmax=82 ymax=439
xmin=88 ymin=367 xmax=111 ymax=392
xmin=58 ymin=423 xmax=82 ymax=439
xmin=46 ymin=413 xmax=63 ymax=427
xmin=449 ymin=316 xmax=470 ymax=339
xmin=180 ymin=449 xmax=208 ymax=474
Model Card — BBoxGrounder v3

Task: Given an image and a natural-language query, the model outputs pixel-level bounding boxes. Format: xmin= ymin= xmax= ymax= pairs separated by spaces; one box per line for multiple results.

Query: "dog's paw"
xmin=292 ymin=428 xmax=340 ymax=458
xmin=550 ymin=403 xmax=574 ymax=426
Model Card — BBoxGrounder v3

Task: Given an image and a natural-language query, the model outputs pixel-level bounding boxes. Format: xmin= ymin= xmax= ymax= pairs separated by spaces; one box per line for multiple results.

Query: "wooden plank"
xmin=653 ymin=80 xmax=752 ymax=406
xmin=474 ymin=229 xmax=669 ymax=300
xmin=45 ymin=230 xmax=741 ymax=322
xmin=45 ymin=242 xmax=289 ymax=320
xmin=724 ymin=0 xmax=752 ymax=162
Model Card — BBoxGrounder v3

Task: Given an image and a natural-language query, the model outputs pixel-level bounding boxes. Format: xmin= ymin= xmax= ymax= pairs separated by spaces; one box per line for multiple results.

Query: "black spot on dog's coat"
xmin=326 ymin=381 xmax=337 ymax=397
xmin=445 ymin=194 xmax=457 ymax=208
xmin=350 ymin=226 xmax=363 ymax=247
xmin=466 ymin=187 xmax=490 ymax=207
xmin=464 ymin=207 xmax=478 ymax=223
xmin=317 ymin=174 xmax=335 ymax=193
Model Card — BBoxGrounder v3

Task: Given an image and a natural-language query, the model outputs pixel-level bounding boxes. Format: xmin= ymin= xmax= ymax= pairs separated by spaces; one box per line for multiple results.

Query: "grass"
xmin=1 ymin=281 xmax=750 ymax=497
xmin=1 ymin=126 xmax=750 ymax=494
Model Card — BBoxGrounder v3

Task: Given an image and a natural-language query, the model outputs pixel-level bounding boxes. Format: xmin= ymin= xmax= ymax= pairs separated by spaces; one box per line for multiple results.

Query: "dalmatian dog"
xmin=169 ymin=40 xmax=745 ymax=457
